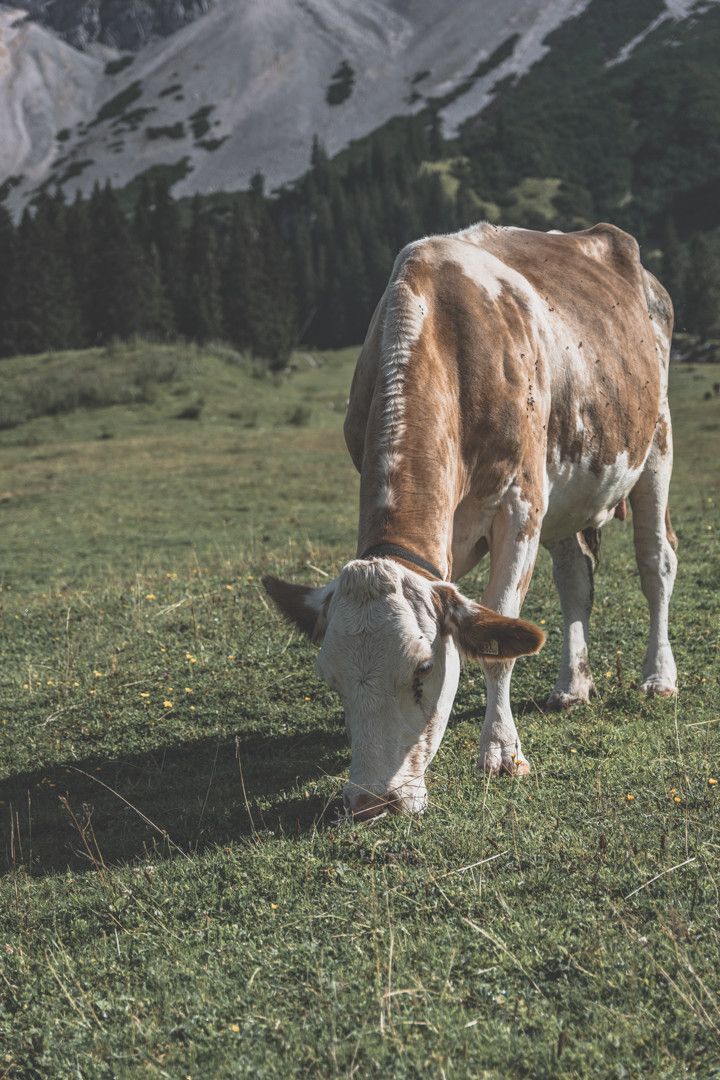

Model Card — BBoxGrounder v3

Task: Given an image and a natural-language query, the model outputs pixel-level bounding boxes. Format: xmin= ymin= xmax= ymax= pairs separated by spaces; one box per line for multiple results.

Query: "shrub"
xmin=175 ymin=400 xmax=203 ymax=420
xmin=326 ymin=61 xmax=355 ymax=106
xmin=105 ymin=56 xmax=134 ymax=77
xmin=0 ymin=345 xmax=186 ymax=429
xmin=189 ymin=105 xmax=215 ymax=140
xmin=146 ymin=123 xmax=186 ymax=141
xmin=285 ymin=404 xmax=312 ymax=427
xmin=92 ymin=82 xmax=143 ymax=126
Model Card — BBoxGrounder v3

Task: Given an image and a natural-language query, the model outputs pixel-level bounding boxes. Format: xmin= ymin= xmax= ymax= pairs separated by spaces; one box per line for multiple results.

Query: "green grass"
xmin=0 ymin=345 xmax=719 ymax=1078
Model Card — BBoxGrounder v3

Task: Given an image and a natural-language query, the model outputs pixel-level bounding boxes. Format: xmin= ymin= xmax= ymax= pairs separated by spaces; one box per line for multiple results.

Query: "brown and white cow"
xmin=264 ymin=222 xmax=677 ymax=819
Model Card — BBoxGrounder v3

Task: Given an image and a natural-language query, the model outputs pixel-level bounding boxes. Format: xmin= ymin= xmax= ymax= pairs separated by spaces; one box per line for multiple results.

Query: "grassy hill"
xmin=1 ymin=343 xmax=719 ymax=1077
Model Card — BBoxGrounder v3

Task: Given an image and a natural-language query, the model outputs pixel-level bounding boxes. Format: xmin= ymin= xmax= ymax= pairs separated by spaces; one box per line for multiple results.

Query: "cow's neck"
xmin=356 ymin=419 xmax=461 ymax=582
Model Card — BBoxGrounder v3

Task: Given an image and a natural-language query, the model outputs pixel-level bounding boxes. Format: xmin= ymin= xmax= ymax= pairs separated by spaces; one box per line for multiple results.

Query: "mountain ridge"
xmin=1 ymin=0 xmax=718 ymax=216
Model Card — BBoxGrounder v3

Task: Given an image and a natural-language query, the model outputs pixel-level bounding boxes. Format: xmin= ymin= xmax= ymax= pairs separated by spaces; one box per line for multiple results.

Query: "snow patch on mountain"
xmin=607 ymin=0 xmax=705 ymax=66
xmin=440 ymin=0 xmax=590 ymax=134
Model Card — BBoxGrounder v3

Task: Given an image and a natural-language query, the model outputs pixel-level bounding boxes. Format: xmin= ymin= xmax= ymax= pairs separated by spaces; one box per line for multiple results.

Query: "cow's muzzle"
xmin=343 ymin=783 xmax=427 ymax=820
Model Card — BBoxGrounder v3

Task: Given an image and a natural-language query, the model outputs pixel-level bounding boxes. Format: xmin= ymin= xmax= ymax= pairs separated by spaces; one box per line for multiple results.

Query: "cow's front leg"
xmin=544 ymin=530 xmax=597 ymax=709
xmin=478 ymin=495 xmax=541 ymax=776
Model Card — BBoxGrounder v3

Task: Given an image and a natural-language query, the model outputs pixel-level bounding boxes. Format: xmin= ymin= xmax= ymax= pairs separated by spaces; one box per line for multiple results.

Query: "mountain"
xmin=1 ymin=0 xmax=718 ymax=218
xmin=1 ymin=0 xmax=594 ymax=211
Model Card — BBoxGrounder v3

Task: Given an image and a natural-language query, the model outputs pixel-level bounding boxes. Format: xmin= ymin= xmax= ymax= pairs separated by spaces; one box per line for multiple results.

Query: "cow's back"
xmin=345 ymin=223 xmax=671 ymax=552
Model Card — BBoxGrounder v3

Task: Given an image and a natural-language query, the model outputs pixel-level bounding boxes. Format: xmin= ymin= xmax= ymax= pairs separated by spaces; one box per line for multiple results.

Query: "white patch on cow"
xmin=545 ymin=534 xmax=596 ymax=708
xmin=445 ymin=234 xmax=537 ymax=306
xmin=476 ymin=484 xmax=541 ymax=774
xmin=316 ymin=559 xmax=460 ymax=815
xmin=542 ymin=448 xmax=646 ymax=543
xmin=375 ymin=279 xmax=427 ymax=514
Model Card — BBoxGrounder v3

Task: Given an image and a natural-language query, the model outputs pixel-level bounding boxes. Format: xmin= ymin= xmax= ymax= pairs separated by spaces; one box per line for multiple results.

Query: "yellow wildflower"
xmin=626 ymin=793 xmax=635 ymax=802
xmin=145 ymin=593 xmax=157 ymax=601
xmin=673 ymin=795 xmax=682 ymax=804
xmin=163 ymin=700 xmax=173 ymax=709
xmin=184 ymin=687 xmax=193 ymax=694
xmin=708 ymin=778 xmax=718 ymax=787
xmin=230 ymin=1023 xmax=240 ymax=1033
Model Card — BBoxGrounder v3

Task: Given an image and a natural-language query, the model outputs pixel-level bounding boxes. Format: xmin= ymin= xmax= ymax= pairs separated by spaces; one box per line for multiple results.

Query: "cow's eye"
xmin=416 ymin=660 xmax=433 ymax=677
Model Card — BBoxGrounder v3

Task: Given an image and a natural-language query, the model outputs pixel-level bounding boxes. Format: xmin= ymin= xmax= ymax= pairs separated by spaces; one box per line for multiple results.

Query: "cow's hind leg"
xmin=630 ymin=434 xmax=678 ymax=697
xmin=478 ymin=492 xmax=542 ymax=776
xmin=545 ymin=529 xmax=598 ymax=709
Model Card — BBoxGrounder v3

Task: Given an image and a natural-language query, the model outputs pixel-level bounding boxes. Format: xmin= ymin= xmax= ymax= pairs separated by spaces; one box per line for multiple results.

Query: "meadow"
xmin=0 ymin=342 xmax=719 ymax=1078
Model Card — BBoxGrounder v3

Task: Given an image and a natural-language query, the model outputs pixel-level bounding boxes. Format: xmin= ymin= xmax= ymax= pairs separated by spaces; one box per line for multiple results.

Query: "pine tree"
xmin=685 ymin=233 xmax=720 ymax=339
xmin=180 ymin=195 xmax=222 ymax=342
xmin=0 ymin=204 xmax=16 ymax=357
xmin=151 ymin=180 xmax=185 ymax=330
xmin=243 ymin=200 xmax=297 ymax=366
xmin=65 ymin=191 xmax=93 ymax=348
xmin=660 ymin=219 xmax=688 ymax=331
xmin=221 ymin=203 xmax=251 ymax=350
xmin=11 ymin=195 xmax=77 ymax=354
xmin=86 ymin=183 xmax=154 ymax=342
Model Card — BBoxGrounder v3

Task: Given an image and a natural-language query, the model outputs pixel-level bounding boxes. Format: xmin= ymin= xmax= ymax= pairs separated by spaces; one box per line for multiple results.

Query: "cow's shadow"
xmin=0 ymin=725 xmax=349 ymax=879
xmin=2 ymin=697 xmax=549 ymax=878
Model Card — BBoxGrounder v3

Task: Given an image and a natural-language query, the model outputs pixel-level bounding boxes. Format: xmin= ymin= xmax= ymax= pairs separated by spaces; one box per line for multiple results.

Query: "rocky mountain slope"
xmin=0 ymin=0 xmax=716 ymax=214
xmin=5 ymin=0 xmax=214 ymax=51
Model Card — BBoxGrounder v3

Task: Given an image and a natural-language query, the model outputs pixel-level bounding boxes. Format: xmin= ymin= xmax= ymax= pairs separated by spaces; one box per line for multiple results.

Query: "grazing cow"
xmin=264 ymin=222 xmax=677 ymax=819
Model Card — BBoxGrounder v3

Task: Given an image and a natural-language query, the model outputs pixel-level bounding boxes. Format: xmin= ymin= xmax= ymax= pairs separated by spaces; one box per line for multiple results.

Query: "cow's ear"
xmin=433 ymin=584 xmax=545 ymax=660
xmin=262 ymin=576 xmax=334 ymax=644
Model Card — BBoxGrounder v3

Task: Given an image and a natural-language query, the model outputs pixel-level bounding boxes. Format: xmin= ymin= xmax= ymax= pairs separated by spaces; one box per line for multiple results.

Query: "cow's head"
xmin=263 ymin=560 xmax=544 ymax=819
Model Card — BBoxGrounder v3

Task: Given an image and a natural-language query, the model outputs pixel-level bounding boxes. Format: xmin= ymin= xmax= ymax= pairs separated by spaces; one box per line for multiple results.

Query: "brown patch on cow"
xmin=656 ymin=416 xmax=670 ymax=456
xmin=614 ymin=498 xmax=627 ymax=520
xmin=578 ymin=527 xmax=601 ymax=570
xmin=433 ymin=584 xmax=545 ymax=660
xmin=355 ymin=252 xmax=548 ymax=569
xmin=665 ymin=506 xmax=678 ymax=551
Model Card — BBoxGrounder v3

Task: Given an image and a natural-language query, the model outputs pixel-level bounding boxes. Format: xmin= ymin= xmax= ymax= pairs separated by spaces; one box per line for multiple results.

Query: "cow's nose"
xmin=344 ymin=789 xmax=398 ymax=821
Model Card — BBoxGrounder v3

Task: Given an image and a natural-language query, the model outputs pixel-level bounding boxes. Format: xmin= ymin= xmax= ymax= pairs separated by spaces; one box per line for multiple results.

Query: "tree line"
xmin=0 ymin=105 xmax=719 ymax=366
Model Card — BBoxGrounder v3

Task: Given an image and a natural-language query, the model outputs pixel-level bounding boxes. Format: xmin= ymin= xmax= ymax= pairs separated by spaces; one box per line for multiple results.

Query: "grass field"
xmin=1 ymin=343 xmax=719 ymax=1078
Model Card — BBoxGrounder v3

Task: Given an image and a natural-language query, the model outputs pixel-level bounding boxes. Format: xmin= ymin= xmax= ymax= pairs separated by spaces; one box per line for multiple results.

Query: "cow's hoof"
xmin=640 ymin=678 xmax=677 ymax=699
xmin=479 ymin=750 xmax=531 ymax=777
xmin=545 ymin=689 xmax=593 ymax=711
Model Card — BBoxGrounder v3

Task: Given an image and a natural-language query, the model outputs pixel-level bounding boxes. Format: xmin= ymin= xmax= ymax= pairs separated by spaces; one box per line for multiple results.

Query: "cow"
xmin=264 ymin=222 xmax=677 ymax=820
